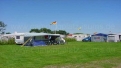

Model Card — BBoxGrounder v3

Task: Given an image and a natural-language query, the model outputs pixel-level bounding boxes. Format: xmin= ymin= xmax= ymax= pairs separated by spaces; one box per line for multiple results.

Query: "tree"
xmin=6 ymin=32 xmax=11 ymax=34
xmin=0 ymin=21 xmax=7 ymax=34
xmin=29 ymin=28 xmax=52 ymax=33
xmin=39 ymin=28 xmax=52 ymax=33
xmin=29 ymin=29 xmax=40 ymax=33
xmin=73 ymin=33 xmax=83 ymax=34
xmin=29 ymin=28 xmax=69 ymax=35
xmin=55 ymin=30 xmax=69 ymax=35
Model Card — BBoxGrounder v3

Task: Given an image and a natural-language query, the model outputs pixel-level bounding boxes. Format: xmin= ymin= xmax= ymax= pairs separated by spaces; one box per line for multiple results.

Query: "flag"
xmin=50 ymin=21 xmax=57 ymax=25
xmin=78 ymin=27 xmax=81 ymax=30
xmin=94 ymin=32 xmax=97 ymax=34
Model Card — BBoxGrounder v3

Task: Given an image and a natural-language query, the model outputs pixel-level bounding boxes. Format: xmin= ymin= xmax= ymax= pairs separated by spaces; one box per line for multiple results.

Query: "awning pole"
xmin=21 ymin=36 xmax=32 ymax=47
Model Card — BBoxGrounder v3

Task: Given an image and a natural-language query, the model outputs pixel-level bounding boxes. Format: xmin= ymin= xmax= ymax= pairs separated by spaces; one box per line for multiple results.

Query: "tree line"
xmin=29 ymin=28 xmax=69 ymax=35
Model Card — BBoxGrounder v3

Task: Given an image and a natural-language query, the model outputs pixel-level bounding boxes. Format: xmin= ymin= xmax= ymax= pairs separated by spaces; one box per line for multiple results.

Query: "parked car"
xmin=82 ymin=36 xmax=91 ymax=42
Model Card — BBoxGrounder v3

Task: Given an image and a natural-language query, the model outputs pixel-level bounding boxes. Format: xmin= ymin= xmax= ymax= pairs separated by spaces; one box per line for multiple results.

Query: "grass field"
xmin=0 ymin=42 xmax=121 ymax=68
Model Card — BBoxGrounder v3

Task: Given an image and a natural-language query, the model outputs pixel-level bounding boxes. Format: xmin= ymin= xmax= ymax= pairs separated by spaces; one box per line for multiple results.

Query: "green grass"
xmin=0 ymin=42 xmax=121 ymax=68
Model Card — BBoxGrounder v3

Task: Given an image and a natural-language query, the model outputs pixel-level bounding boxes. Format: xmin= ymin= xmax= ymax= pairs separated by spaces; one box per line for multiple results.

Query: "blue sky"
xmin=0 ymin=0 xmax=121 ymax=34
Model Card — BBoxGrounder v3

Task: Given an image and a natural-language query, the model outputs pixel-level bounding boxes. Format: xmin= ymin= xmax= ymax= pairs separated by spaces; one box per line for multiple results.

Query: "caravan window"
xmin=74 ymin=36 xmax=77 ymax=37
xmin=108 ymin=36 xmax=115 ymax=40
xmin=34 ymin=36 xmax=47 ymax=40
xmin=35 ymin=36 xmax=42 ymax=40
xmin=94 ymin=37 xmax=100 ymax=39
xmin=16 ymin=36 xmax=20 ymax=39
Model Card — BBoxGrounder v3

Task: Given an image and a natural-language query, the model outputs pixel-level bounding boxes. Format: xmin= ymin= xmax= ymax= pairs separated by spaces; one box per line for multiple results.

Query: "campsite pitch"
xmin=0 ymin=42 xmax=121 ymax=68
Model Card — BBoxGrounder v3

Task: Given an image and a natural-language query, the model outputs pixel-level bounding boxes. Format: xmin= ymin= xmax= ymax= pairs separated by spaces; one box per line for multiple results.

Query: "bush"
xmin=64 ymin=38 xmax=76 ymax=42
xmin=0 ymin=38 xmax=15 ymax=45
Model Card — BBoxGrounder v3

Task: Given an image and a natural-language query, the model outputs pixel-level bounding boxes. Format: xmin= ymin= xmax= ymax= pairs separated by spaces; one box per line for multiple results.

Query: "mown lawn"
xmin=0 ymin=42 xmax=121 ymax=68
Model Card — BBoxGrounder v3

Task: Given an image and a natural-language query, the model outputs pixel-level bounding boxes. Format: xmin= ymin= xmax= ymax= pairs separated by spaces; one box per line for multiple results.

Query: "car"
xmin=82 ymin=36 xmax=91 ymax=42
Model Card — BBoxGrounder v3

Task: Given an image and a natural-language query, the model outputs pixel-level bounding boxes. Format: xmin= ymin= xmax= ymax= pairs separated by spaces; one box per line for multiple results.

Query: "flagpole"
xmin=50 ymin=21 xmax=57 ymax=34
xmin=55 ymin=22 xmax=57 ymax=34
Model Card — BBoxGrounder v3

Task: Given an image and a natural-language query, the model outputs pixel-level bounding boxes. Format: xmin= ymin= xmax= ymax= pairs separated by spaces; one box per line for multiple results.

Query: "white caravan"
xmin=107 ymin=34 xmax=120 ymax=42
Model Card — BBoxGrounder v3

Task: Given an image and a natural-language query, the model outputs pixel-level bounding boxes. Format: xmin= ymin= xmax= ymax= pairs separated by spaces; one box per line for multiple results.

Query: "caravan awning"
xmin=24 ymin=33 xmax=60 ymax=37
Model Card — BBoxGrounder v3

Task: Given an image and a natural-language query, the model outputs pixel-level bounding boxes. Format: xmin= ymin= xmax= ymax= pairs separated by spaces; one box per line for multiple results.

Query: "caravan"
xmin=14 ymin=33 xmax=65 ymax=46
xmin=107 ymin=34 xmax=120 ymax=42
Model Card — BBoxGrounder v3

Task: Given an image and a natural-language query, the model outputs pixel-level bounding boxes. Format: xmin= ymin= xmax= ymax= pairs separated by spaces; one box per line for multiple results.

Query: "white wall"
xmin=15 ymin=35 xmax=24 ymax=44
xmin=67 ymin=34 xmax=88 ymax=41
xmin=60 ymin=35 xmax=66 ymax=38
xmin=107 ymin=34 xmax=119 ymax=42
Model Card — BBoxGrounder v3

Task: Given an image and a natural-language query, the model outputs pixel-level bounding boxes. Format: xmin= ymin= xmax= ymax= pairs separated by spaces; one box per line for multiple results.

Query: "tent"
xmin=91 ymin=33 xmax=108 ymax=42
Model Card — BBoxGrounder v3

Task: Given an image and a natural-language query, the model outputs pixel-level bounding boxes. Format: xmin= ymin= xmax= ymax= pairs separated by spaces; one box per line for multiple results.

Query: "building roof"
xmin=92 ymin=33 xmax=108 ymax=37
xmin=1 ymin=33 xmax=60 ymax=37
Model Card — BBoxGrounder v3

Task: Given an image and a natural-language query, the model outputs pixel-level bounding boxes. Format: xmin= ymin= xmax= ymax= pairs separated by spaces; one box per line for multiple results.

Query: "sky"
xmin=0 ymin=0 xmax=121 ymax=34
